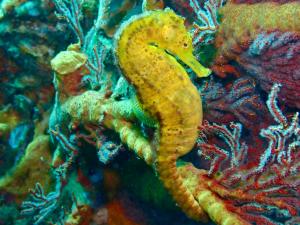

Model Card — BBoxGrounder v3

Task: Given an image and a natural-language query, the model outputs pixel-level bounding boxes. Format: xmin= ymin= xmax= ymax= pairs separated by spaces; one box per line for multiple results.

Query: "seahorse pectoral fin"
xmin=181 ymin=53 xmax=211 ymax=78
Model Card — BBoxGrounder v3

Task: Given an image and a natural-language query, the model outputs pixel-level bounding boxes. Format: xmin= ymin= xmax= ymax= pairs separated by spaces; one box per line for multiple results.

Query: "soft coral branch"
xmin=53 ymin=0 xmax=84 ymax=45
xmin=21 ymin=126 xmax=79 ymax=224
xmin=197 ymin=83 xmax=300 ymax=224
xmin=189 ymin=0 xmax=225 ymax=45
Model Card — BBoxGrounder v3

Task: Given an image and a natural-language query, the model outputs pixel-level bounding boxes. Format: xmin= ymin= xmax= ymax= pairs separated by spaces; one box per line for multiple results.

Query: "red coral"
xmin=200 ymin=76 xmax=268 ymax=131
xmin=213 ymin=0 xmax=300 ymax=109
xmin=197 ymin=84 xmax=300 ymax=224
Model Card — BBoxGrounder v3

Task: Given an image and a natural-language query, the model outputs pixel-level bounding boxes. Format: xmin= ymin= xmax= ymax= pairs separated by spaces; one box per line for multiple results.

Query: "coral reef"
xmin=0 ymin=0 xmax=299 ymax=225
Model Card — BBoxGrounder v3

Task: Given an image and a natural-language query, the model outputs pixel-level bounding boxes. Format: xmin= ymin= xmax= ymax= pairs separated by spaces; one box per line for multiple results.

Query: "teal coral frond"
xmin=21 ymin=172 xmax=63 ymax=225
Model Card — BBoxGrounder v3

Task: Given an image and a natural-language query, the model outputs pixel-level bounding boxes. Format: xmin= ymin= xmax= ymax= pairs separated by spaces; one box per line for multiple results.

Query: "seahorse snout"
xmin=179 ymin=52 xmax=211 ymax=78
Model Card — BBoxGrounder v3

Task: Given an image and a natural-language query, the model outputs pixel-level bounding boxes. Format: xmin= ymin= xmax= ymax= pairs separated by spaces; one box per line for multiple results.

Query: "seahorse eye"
xmin=183 ymin=43 xmax=189 ymax=48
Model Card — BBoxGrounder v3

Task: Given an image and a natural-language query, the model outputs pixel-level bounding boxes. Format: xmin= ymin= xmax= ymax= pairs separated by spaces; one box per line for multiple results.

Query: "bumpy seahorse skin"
xmin=115 ymin=9 xmax=210 ymax=221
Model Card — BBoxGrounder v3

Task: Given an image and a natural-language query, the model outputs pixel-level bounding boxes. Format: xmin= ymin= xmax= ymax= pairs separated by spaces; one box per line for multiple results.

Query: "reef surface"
xmin=0 ymin=0 xmax=299 ymax=225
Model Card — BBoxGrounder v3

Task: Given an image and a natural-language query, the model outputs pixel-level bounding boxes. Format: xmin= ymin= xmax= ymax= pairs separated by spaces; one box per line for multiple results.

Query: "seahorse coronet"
xmin=115 ymin=9 xmax=210 ymax=221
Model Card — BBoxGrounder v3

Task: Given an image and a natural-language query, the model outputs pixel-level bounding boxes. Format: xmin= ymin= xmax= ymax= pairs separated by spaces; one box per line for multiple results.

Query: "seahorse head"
xmin=148 ymin=9 xmax=211 ymax=78
xmin=115 ymin=8 xmax=211 ymax=79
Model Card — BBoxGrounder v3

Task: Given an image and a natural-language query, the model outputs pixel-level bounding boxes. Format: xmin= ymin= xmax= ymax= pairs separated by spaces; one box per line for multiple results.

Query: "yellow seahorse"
xmin=115 ymin=9 xmax=211 ymax=221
